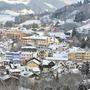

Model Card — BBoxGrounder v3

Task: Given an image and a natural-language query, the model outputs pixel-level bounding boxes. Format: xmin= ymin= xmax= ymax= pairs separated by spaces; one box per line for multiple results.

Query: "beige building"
xmin=68 ymin=50 xmax=90 ymax=61
xmin=22 ymin=35 xmax=53 ymax=46
xmin=21 ymin=36 xmax=31 ymax=45
xmin=5 ymin=28 xmax=27 ymax=40
xmin=26 ymin=58 xmax=41 ymax=69
xmin=84 ymin=52 xmax=90 ymax=60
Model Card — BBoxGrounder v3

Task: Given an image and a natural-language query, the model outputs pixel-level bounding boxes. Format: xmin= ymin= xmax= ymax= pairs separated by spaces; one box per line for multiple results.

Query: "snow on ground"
xmin=77 ymin=23 xmax=90 ymax=33
xmin=1 ymin=10 xmax=19 ymax=17
xmin=71 ymin=69 xmax=80 ymax=74
xmin=68 ymin=47 xmax=83 ymax=53
xmin=20 ymin=9 xmax=35 ymax=15
xmin=20 ymin=20 xmax=41 ymax=26
xmin=79 ymin=23 xmax=90 ymax=30
xmin=0 ymin=14 xmax=15 ymax=24
xmin=0 ymin=9 xmax=34 ymax=17
xmin=44 ymin=2 xmax=57 ymax=9
xmin=49 ymin=44 xmax=59 ymax=50
xmin=49 ymin=32 xmax=66 ymax=39
xmin=53 ymin=51 xmax=68 ymax=61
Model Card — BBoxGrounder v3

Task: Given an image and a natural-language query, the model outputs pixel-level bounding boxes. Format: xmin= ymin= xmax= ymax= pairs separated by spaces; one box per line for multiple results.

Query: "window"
xmin=45 ymin=87 xmax=52 ymax=90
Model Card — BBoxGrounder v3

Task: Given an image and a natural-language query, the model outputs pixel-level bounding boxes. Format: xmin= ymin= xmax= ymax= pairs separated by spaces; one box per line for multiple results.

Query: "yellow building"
xmin=5 ymin=28 xmax=27 ymax=40
xmin=21 ymin=36 xmax=31 ymax=45
xmin=84 ymin=52 xmax=90 ymax=61
xmin=26 ymin=58 xmax=41 ymax=69
xmin=69 ymin=50 xmax=90 ymax=61
xmin=68 ymin=51 xmax=85 ymax=61
xmin=68 ymin=53 xmax=76 ymax=61
xmin=22 ymin=35 xmax=53 ymax=46
xmin=75 ymin=52 xmax=85 ymax=61
xmin=30 ymin=35 xmax=52 ymax=46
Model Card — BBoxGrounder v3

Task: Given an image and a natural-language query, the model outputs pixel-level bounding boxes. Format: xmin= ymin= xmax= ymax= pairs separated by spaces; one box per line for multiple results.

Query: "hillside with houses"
xmin=0 ymin=0 xmax=90 ymax=90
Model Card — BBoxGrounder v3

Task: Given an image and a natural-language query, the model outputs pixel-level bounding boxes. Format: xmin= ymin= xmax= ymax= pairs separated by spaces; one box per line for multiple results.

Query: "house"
xmin=40 ymin=60 xmax=55 ymax=73
xmin=26 ymin=58 xmax=41 ymax=69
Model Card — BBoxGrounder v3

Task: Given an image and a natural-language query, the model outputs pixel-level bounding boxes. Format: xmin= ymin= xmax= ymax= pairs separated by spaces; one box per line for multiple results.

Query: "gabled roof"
xmin=27 ymin=57 xmax=41 ymax=65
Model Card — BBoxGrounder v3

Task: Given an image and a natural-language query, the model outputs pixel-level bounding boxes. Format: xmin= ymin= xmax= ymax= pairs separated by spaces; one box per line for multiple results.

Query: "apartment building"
xmin=5 ymin=28 xmax=27 ymax=40
xmin=22 ymin=35 xmax=53 ymax=46
xmin=68 ymin=50 xmax=90 ymax=61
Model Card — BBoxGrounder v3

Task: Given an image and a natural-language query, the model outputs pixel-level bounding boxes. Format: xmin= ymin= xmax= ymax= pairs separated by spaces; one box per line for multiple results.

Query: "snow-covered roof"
xmin=46 ymin=56 xmax=68 ymax=61
xmin=42 ymin=60 xmax=50 ymax=65
xmin=68 ymin=47 xmax=85 ymax=53
xmin=21 ymin=52 xmax=33 ymax=55
xmin=20 ymin=29 xmax=34 ymax=34
xmin=27 ymin=59 xmax=41 ymax=65
xmin=53 ymin=51 xmax=68 ymax=60
xmin=49 ymin=32 xmax=66 ymax=39
xmin=20 ymin=71 xmax=33 ymax=77
xmin=6 ymin=51 xmax=21 ymax=54
xmin=21 ymin=46 xmax=36 ymax=49
xmin=51 ymin=65 xmax=59 ymax=70
xmin=30 ymin=35 xmax=48 ymax=40
xmin=22 ymin=36 xmax=31 ymax=39
xmin=48 ymin=44 xmax=59 ymax=50
xmin=9 ymin=69 xmax=21 ymax=73
xmin=31 ymin=67 xmax=40 ymax=72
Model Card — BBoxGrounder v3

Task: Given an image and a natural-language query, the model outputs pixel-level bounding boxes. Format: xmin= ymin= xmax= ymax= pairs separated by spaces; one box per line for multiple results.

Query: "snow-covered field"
xmin=0 ymin=14 xmax=15 ymax=23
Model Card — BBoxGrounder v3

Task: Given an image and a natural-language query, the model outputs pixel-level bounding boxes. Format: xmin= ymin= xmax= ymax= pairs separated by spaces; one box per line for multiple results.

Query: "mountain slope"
xmin=0 ymin=0 xmax=84 ymax=13
xmin=0 ymin=0 xmax=64 ymax=13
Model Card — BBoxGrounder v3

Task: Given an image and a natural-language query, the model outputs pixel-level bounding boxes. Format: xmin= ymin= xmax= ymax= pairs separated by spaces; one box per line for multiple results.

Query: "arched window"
xmin=45 ymin=87 xmax=52 ymax=90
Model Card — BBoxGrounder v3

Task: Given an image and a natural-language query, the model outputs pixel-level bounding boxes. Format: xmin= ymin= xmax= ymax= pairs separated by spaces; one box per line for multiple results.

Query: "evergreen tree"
xmin=4 ymin=21 xmax=14 ymax=27
xmin=83 ymin=0 xmax=90 ymax=4
xmin=72 ymin=27 xmax=77 ymax=37
xmin=77 ymin=1 xmax=83 ymax=6
xmin=74 ymin=12 xmax=85 ymax=22
xmin=80 ymin=38 xmax=86 ymax=48
xmin=78 ymin=84 xmax=87 ymax=90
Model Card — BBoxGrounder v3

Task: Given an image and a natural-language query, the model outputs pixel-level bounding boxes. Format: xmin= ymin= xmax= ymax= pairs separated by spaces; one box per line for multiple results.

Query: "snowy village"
xmin=0 ymin=0 xmax=90 ymax=90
